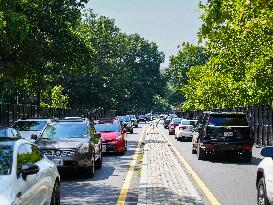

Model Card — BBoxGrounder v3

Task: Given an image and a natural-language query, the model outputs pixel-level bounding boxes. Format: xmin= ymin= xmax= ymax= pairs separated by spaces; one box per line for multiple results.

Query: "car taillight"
xmin=202 ymin=144 xmax=214 ymax=150
xmin=243 ymin=145 xmax=252 ymax=151
xmin=170 ymin=124 xmax=175 ymax=127
xmin=179 ymin=126 xmax=186 ymax=130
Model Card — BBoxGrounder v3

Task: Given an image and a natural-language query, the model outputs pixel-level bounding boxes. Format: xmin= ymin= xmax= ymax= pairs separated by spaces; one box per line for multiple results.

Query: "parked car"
xmin=38 ymin=119 xmax=102 ymax=177
xmin=12 ymin=118 xmax=51 ymax=140
xmin=126 ymin=115 xmax=139 ymax=128
xmin=122 ymin=116 xmax=134 ymax=134
xmin=0 ymin=138 xmax=60 ymax=205
xmin=257 ymin=146 xmax=273 ymax=205
xmin=95 ymin=123 xmax=127 ymax=154
xmin=175 ymin=119 xmax=197 ymax=141
xmin=192 ymin=112 xmax=253 ymax=161
xmin=168 ymin=118 xmax=182 ymax=135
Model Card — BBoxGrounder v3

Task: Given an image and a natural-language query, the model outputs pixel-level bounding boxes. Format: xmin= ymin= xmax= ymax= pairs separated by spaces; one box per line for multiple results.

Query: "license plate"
xmin=102 ymin=144 xmax=107 ymax=152
xmin=224 ymin=132 xmax=233 ymax=137
xmin=53 ymin=159 xmax=63 ymax=166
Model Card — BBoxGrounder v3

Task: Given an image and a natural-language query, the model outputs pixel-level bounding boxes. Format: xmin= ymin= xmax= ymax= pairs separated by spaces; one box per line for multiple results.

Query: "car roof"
xmin=17 ymin=118 xmax=50 ymax=122
xmin=48 ymin=121 xmax=87 ymax=126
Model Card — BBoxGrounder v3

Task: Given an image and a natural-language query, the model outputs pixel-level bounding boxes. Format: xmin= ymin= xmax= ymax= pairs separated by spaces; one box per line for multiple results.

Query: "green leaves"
xmin=173 ymin=0 xmax=273 ymax=111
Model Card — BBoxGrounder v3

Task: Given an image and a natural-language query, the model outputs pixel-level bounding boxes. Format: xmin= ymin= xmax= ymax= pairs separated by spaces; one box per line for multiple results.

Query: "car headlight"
xmin=116 ymin=136 xmax=123 ymax=141
xmin=78 ymin=143 xmax=90 ymax=154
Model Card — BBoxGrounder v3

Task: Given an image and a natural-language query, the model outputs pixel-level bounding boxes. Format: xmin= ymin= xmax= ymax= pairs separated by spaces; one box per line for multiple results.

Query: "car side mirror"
xmin=31 ymin=134 xmax=38 ymax=140
xmin=94 ymin=133 xmax=101 ymax=139
xmin=21 ymin=163 xmax=39 ymax=180
xmin=261 ymin=147 xmax=273 ymax=157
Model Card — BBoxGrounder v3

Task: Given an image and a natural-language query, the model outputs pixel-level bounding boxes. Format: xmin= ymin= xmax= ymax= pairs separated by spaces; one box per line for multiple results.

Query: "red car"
xmin=168 ymin=118 xmax=182 ymax=135
xmin=94 ymin=123 xmax=127 ymax=154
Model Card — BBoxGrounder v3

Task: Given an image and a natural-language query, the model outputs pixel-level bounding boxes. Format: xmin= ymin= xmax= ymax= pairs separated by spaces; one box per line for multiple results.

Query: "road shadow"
xmin=207 ymin=155 xmax=262 ymax=166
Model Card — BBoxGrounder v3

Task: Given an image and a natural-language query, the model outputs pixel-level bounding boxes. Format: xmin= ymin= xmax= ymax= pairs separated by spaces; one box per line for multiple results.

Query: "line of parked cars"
xmin=0 ymin=114 xmax=143 ymax=205
xmin=163 ymin=111 xmax=273 ymax=205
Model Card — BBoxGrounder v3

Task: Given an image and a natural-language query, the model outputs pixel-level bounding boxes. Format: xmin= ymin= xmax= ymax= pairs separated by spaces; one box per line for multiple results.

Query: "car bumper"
xmin=177 ymin=131 xmax=193 ymax=139
xmin=102 ymin=141 xmax=124 ymax=153
xmin=46 ymin=155 xmax=91 ymax=170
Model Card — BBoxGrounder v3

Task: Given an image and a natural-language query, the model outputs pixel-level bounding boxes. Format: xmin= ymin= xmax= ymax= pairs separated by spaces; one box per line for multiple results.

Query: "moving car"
xmin=175 ymin=119 xmax=197 ymax=141
xmin=257 ymin=146 xmax=273 ymax=205
xmin=164 ymin=117 xmax=172 ymax=129
xmin=95 ymin=123 xmax=127 ymax=154
xmin=122 ymin=116 xmax=134 ymax=134
xmin=126 ymin=115 xmax=138 ymax=128
xmin=38 ymin=118 xmax=102 ymax=177
xmin=0 ymin=138 xmax=60 ymax=205
xmin=192 ymin=112 xmax=253 ymax=161
xmin=168 ymin=118 xmax=182 ymax=135
xmin=12 ymin=118 xmax=51 ymax=140
xmin=137 ymin=115 xmax=146 ymax=123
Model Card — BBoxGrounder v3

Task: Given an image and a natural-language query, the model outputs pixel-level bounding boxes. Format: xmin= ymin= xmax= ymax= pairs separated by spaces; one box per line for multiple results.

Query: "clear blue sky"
xmin=86 ymin=0 xmax=202 ymax=67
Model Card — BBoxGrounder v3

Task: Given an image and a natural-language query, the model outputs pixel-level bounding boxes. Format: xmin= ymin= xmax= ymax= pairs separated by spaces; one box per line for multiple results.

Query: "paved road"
xmin=60 ymin=124 xmax=147 ymax=205
xmin=159 ymin=124 xmax=262 ymax=205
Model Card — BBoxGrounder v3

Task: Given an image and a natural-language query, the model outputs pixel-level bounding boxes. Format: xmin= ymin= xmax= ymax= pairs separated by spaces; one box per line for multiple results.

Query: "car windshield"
xmin=116 ymin=116 xmax=124 ymax=121
xmin=42 ymin=124 xmax=88 ymax=139
xmin=172 ymin=118 xmax=181 ymax=124
xmin=0 ymin=145 xmax=13 ymax=175
xmin=181 ymin=120 xmax=197 ymax=126
xmin=13 ymin=121 xmax=47 ymax=131
xmin=123 ymin=116 xmax=131 ymax=122
xmin=95 ymin=124 xmax=121 ymax=132
xmin=208 ymin=115 xmax=248 ymax=126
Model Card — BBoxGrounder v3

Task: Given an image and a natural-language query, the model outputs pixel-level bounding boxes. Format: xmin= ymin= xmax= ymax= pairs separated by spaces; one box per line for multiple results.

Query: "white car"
xmin=0 ymin=138 xmax=60 ymax=205
xmin=175 ymin=119 xmax=197 ymax=141
xmin=12 ymin=118 xmax=51 ymax=140
xmin=257 ymin=146 xmax=273 ymax=205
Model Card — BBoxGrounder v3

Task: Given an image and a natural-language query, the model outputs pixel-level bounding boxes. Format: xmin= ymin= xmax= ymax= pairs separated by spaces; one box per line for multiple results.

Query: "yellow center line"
xmin=161 ymin=130 xmax=221 ymax=205
xmin=116 ymin=126 xmax=147 ymax=205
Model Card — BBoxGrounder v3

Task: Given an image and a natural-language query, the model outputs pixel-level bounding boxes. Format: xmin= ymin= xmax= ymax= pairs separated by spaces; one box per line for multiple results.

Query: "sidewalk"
xmin=137 ymin=124 xmax=204 ymax=205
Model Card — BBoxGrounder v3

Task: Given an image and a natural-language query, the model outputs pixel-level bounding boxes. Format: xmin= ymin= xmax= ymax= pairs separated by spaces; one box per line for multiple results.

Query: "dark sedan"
xmin=37 ymin=119 xmax=102 ymax=177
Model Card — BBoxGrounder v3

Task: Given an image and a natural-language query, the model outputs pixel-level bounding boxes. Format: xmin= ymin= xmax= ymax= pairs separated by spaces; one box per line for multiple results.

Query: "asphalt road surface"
xmin=159 ymin=124 xmax=262 ymax=205
xmin=60 ymin=124 xmax=147 ymax=205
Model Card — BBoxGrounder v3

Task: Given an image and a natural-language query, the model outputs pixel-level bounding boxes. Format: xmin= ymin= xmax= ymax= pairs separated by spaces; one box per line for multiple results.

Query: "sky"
xmin=86 ymin=0 xmax=203 ymax=68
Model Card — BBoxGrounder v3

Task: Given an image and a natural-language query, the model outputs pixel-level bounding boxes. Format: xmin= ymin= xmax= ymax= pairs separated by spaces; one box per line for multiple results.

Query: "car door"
xmin=31 ymin=145 xmax=53 ymax=205
xmin=14 ymin=143 xmax=40 ymax=205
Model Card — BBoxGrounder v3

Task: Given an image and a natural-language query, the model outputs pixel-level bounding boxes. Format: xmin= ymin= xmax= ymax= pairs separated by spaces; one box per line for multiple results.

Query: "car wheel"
xmin=197 ymin=144 xmax=206 ymax=160
xmin=130 ymin=129 xmax=133 ymax=134
xmin=50 ymin=181 xmax=60 ymax=205
xmin=192 ymin=147 xmax=197 ymax=154
xmin=257 ymin=177 xmax=270 ymax=205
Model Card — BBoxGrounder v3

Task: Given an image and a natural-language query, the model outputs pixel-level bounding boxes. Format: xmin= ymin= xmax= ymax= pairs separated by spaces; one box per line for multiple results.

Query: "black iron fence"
xmin=0 ymin=103 xmax=105 ymax=126
xmin=179 ymin=105 xmax=273 ymax=147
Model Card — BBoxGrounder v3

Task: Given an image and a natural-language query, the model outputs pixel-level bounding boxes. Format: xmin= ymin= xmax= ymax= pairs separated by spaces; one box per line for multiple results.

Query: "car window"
xmin=0 ymin=144 xmax=13 ymax=175
xmin=95 ymin=124 xmax=121 ymax=132
xmin=13 ymin=121 xmax=48 ymax=131
xmin=208 ymin=115 xmax=248 ymax=126
xmin=172 ymin=118 xmax=181 ymax=124
xmin=0 ymin=128 xmax=20 ymax=138
xmin=17 ymin=144 xmax=43 ymax=177
xmin=42 ymin=123 xmax=89 ymax=139
xmin=181 ymin=120 xmax=191 ymax=125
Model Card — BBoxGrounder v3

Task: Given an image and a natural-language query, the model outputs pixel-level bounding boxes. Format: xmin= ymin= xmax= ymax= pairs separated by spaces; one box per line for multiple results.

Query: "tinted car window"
xmin=123 ymin=116 xmax=131 ymax=122
xmin=208 ymin=114 xmax=248 ymax=126
xmin=95 ymin=124 xmax=121 ymax=132
xmin=0 ymin=145 xmax=13 ymax=175
xmin=172 ymin=118 xmax=181 ymax=124
xmin=17 ymin=144 xmax=43 ymax=176
xmin=13 ymin=121 xmax=47 ymax=131
xmin=42 ymin=124 xmax=89 ymax=139
xmin=0 ymin=128 xmax=20 ymax=138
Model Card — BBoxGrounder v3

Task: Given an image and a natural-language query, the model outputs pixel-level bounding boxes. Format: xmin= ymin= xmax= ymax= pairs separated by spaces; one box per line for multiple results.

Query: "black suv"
xmin=37 ymin=118 xmax=102 ymax=177
xmin=192 ymin=112 xmax=253 ymax=162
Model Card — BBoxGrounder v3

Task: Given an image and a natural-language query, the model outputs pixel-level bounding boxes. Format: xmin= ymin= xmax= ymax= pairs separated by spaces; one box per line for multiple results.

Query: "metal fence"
xmin=0 ymin=103 xmax=105 ymax=126
xmin=180 ymin=105 xmax=273 ymax=147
